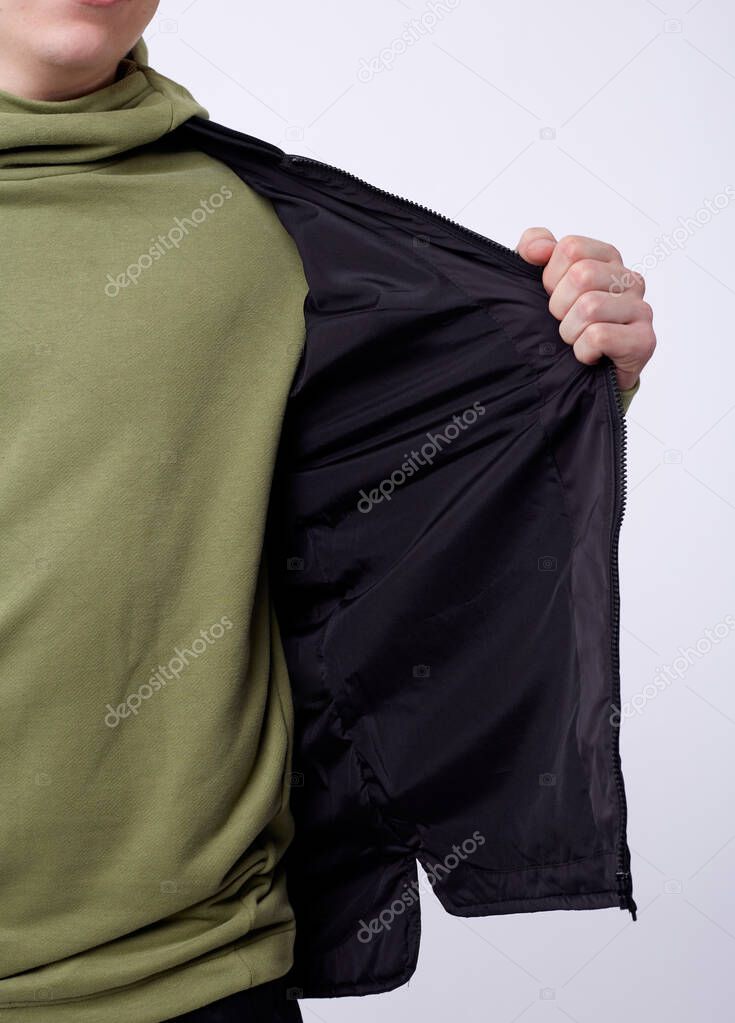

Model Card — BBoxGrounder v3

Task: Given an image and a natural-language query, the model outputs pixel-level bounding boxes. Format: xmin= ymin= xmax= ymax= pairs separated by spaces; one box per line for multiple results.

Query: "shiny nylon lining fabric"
xmin=174 ymin=119 xmax=632 ymax=998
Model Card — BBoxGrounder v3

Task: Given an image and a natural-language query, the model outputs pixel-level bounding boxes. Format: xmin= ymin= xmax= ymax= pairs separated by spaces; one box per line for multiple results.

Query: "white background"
xmin=147 ymin=2 xmax=734 ymax=1020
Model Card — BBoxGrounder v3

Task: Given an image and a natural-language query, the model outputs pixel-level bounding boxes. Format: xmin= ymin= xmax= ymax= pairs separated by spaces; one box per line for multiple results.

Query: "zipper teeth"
xmin=186 ymin=120 xmax=537 ymax=277
xmin=287 ymin=155 xmax=540 ymax=277
xmin=606 ymin=362 xmax=637 ymax=922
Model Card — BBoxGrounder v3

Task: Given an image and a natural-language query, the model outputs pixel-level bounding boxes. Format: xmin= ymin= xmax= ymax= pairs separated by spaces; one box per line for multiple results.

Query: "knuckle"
xmin=578 ymin=291 xmax=603 ymax=322
xmin=638 ymin=300 xmax=654 ymax=322
xmin=631 ymin=270 xmax=646 ymax=293
xmin=574 ymin=341 xmax=596 ymax=365
xmin=584 ymin=321 xmax=607 ymax=349
xmin=608 ymin=266 xmax=631 ymax=294
xmin=568 ymin=259 xmax=597 ymax=290
xmin=611 ymin=264 xmax=632 ymax=289
xmin=630 ymin=322 xmax=656 ymax=360
xmin=608 ymin=245 xmax=623 ymax=265
xmin=558 ymin=234 xmax=585 ymax=262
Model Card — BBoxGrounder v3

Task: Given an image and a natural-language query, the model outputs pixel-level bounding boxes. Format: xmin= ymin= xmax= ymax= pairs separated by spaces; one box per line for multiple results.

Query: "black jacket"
xmin=172 ymin=116 xmax=637 ymax=998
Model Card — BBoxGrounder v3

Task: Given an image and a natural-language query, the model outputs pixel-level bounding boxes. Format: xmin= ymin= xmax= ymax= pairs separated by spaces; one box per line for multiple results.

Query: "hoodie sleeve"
xmin=620 ymin=376 xmax=640 ymax=413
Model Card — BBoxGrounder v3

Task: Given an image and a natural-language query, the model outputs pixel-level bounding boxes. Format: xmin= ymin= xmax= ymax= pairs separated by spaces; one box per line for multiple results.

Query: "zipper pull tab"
xmin=616 ymin=870 xmax=638 ymax=921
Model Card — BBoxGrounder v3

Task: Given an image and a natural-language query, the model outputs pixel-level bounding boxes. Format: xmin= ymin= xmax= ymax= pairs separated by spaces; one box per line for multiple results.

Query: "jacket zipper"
xmin=605 ymin=362 xmax=638 ymax=922
xmin=286 ymin=154 xmax=541 ymax=278
xmin=290 ymin=149 xmax=637 ymax=920
xmin=184 ymin=114 xmax=548 ymax=278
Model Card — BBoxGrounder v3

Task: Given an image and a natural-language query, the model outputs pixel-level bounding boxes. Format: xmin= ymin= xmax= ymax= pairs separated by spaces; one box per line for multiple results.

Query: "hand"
xmin=516 ymin=228 xmax=656 ymax=392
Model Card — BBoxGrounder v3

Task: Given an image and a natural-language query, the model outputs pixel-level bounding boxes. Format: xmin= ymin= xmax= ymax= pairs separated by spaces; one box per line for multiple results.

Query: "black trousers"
xmin=163 ymin=977 xmax=303 ymax=1022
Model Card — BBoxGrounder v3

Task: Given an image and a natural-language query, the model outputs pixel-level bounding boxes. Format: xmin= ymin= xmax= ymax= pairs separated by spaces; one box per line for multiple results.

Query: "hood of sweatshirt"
xmin=0 ymin=37 xmax=208 ymax=178
xmin=126 ymin=37 xmax=150 ymax=66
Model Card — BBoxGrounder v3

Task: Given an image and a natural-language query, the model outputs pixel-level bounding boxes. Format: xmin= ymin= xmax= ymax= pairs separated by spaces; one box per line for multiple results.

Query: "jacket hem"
xmin=296 ymin=889 xmax=623 ymax=998
xmin=296 ymin=957 xmax=419 ymax=1000
xmin=432 ymin=888 xmax=624 ymax=918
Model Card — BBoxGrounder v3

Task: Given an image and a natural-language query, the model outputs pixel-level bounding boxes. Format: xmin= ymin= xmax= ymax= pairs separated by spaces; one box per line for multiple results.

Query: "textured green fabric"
xmin=127 ymin=37 xmax=150 ymax=67
xmin=0 ymin=50 xmax=205 ymax=177
xmin=620 ymin=376 xmax=640 ymax=414
xmin=0 ymin=55 xmax=307 ymax=1022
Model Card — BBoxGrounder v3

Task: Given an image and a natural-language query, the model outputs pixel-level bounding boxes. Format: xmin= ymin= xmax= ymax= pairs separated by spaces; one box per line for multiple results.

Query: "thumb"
xmin=516 ymin=226 xmax=557 ymax=266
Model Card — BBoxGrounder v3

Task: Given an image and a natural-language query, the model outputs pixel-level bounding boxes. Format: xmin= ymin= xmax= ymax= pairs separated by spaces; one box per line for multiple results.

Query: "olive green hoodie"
xmin=0 ymin=41 xmax=307 ymax=1023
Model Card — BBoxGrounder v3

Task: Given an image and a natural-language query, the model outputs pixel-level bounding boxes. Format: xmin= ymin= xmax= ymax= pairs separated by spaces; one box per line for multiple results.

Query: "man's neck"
xmin=0 ymin=58 xmax=124 ymax=102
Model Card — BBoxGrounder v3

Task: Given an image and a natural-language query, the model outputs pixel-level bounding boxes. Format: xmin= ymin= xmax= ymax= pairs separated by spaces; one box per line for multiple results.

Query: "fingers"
xmin=548 ymin=259 xmax=645 ymax=320
xmin=571 ymin=321 xmax=656 ymax=390
xmin=516 ymin=226 xmax=557 ymax=266
xmin=542 ymin=234 xmax=622 ymax=293
xmin=527 ymin=231 xmax=656 ymax=394
xmin=558 ymin=289 xmax=653 ymax=346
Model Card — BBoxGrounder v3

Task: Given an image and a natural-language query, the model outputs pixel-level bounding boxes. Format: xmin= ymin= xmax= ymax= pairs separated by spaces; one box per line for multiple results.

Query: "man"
xmin=0 ymin=2 xmax=655 ymax=1022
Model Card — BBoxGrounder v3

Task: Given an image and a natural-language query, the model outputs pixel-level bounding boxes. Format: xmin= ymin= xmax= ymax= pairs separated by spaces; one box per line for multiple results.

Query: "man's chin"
xmin=35 ymin=24 xmax=128 ymax=71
